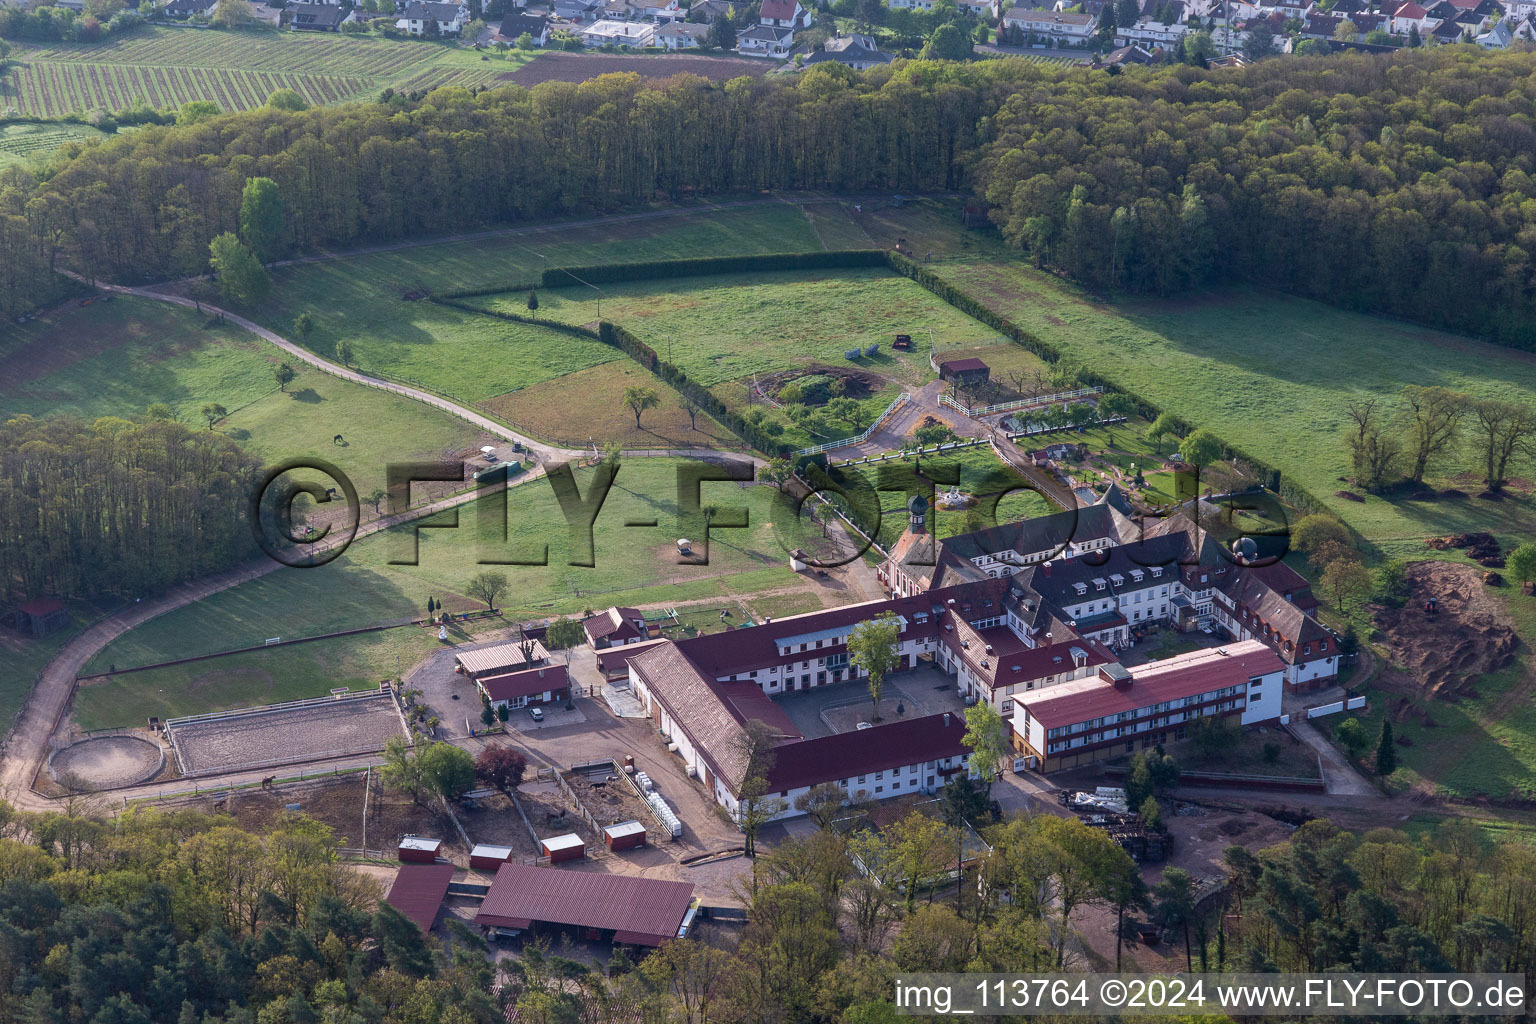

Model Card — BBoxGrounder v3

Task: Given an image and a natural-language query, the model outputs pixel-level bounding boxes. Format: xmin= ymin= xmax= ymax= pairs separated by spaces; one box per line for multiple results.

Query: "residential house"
xmin=1476 ymin=16 xmax=1512 ymax=43
xmin=736 ymin=22 xmax=795 ymax=54
xmin=890 ymin=0 xmax=938 ymax=10
xmin=291 ymin=4 xmax=345 ymax=29
xmin=1430 ymin=14 xmax=1469 ymax=37
xmin=395 ymin=0 xmax=469 ymax=34
xmin=758 ymin=0 xmax=812 ymax=27
xmin=634 ymin=0 xmax=684 ymax=20
xmin=553 ymin=0 xmax=601 ymax=20
xmin=1001 ymin=7 xmax=1099 ymax=42
xmin=583 ymin=607 xmax=651 ymax=648
xmin=803 ymin=32 xmax=893 ymax=68
xmin=1514 ymin=14 xmax=1536 ymax=41
xmin=1389 ymin=1 xmax=1429 ymax=33
xmin=581 ymin=17 xmax=655 ymax=43
xmin=1100 ymin=41 xmax=1157 ymax=64
xmin=1300 ymin=12 xmax=1346 ymax=37
xmin=1506 ymin=0 xmax=1536 ymax=18
xmin=498 ymin=11 xmax=551 ymax=42
xmin=289 ymin=0 xmax=340 ymax=6
xmin=687 ymin=0 xmax=733 ymax=20
xmin=1116 ymin=14 xmax=1190 ymax=45
xmin=164 ymin=0 xmax=216 ymax=17
xmin=956 ymin=0 xmax=1000 ymax=16
xmin=656 ymin=20 xmax=709 ymax=45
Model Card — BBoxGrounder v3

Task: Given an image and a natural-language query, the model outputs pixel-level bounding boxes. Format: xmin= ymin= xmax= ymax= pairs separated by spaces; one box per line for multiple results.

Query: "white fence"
xmin=941 ymin=385 xmax=1104 ymax=419
xmin=796 ymin=392 xmax=910 ymax=456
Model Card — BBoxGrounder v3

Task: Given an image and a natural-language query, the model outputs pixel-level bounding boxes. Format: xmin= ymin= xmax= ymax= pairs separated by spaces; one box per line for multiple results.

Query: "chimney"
xmin=943 ymin=712 xmax=950 ymax=727
xmin=1042 ymin=561 xmax=1053 ymax=576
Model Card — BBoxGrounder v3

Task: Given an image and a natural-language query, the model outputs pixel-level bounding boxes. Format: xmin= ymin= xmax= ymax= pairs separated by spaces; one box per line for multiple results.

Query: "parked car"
xmin=528 ymin=707 xmax=544 ymax=722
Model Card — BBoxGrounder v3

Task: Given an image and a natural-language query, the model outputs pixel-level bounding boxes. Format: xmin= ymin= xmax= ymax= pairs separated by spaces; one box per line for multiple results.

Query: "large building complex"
xmin=624 ymin=490 xmax=1340 ymax=820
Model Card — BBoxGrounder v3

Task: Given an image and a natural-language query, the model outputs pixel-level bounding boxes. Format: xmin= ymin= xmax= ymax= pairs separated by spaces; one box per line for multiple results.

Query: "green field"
xmin=0 ymin=121 xmax=113 ymax=167
xmin=0 ymin=27 xmax=535 ymax=117
xmin=494 ymin=268 xmax=998 ymax=388
xmin=865 ymin=444 xmax=1055 ymax=550
xmin=85 ymin=458 xmax=810 ymax=677
xmin=0 ymin=295 xmax=483 ymax=502
xmin=847 ymin=199 xmax=1536 ymax=554
xmin=74 ymin=622 xmax=483 ymax=732
xmin=257 ymin=204 xmax=829 ymax=412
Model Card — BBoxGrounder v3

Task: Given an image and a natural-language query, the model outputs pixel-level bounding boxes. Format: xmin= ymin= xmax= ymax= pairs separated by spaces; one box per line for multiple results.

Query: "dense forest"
xmin=2 ymin=49 xmax=1536 ymax=348
xmin=0 ymin=415 xmax=263 ymax=602
xmin=3 ymin=797 xmax=1535 ymax=1023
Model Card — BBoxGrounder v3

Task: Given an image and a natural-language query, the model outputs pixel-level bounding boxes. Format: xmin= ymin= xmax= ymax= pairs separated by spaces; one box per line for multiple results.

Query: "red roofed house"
xmin=759 ymin=0 xmax=812 ymax=28
xmin=6 ymin=597 xmax=69 ymax=639
xmin=476 ymin=863 xmax=695 ymax=947
xmin=1011 ymin=640 xmax=1285 ymax=772
xmin=583 ymin=606 xmax=649 ymax=648
xmin=476 ymin=664 xmax=570 ymax=712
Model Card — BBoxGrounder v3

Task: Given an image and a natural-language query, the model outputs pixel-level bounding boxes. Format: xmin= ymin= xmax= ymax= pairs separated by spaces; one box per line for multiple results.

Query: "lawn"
xmin=73 ymin=621 xmax=475 ymax=732
xmin=0 ymin=27 xmax=538 ymax=117
xmin=495 ymin=268 xmax=997 ymax=389
xmin=0 ymin=295 xmax=484 ymax=503
xmin=846 ymin=199 xmax=1536 ymax=554
xmin=480 ymin=360 xmax=739 ymax=450
xmin=86 ymin=458 xmax=808 ymax=673
xmin=0 ymin=596 xmax=122 ymax=732
xmin=256 ymin=204 xmax=826 ymax=410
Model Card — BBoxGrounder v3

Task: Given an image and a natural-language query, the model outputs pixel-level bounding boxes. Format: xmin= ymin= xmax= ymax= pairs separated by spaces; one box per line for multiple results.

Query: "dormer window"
xmin=1151 ymin=566 xmax=1163 ymax=577
xmin=1094 ymin=579 xmax=1107 ymax=590
xmin=1073 ymin=583 xmax=1088 ymax=596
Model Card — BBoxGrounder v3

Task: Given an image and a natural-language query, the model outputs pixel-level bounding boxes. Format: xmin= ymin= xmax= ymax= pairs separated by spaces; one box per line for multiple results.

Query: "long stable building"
xmin=476 ymin=864 xmax=695 ymax=947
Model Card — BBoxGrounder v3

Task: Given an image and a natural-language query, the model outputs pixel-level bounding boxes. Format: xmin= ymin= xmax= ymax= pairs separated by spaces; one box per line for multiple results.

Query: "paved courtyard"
xmin=771 ymin=665 xmax=967 ymax=739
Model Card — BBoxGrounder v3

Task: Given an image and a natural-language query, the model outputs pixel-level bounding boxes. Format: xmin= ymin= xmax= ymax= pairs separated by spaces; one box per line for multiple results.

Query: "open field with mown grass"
xmin=0 ymin=295 xmax=484 ymax=502
xmin=855 ymin=199 xmax=1536 ymax=553
xmin=256 ymin=204 xmax=826 ymax=411
xmin=480 ymin=360 xmax=738 ymax=450
xmin=0 ymin=27 xmax=536 ymax=117
xmin=499 ymin=268 xmax=998 ymax=389
xmin=86 ymin=458 xmax=811 ymax=673
xmin=74 ymin=621 xmax=483 ymax=732
xmin=0 ymin=596 xmax=122 ymax=732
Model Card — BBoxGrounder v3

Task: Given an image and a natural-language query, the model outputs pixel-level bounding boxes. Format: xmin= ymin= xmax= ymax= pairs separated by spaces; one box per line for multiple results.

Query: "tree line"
xmin=3 ymin=49 xmax=1532 ymax=352
xmin=0 ymin=413 xmax=264 ymax=603
xmin=1342 ymin=386 xmax=1536 ymax=495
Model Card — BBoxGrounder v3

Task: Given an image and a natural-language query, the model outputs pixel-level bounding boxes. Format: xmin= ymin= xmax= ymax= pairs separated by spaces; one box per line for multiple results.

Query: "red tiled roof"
xmin=765 ymin=712 xmax=970 ymax=793
xmin=938 ymin=357 xmax=989 ymax=373
xmin=584 ymin=607 xmax=645 ymax=643
xmin=479 ymin=664 xmax=568 ymax=702
xmin=385 ymin=863 xmax=454 ymax=933
xmin=476 ymin=864 xmax=694 ymax=946
xmin=1018 ymin=640 xmax=1283 ymax=729
xmin=17 ymin=597 xmax=66 ymax=617
xmin=758 ymin=0 xmax=799 ymax=18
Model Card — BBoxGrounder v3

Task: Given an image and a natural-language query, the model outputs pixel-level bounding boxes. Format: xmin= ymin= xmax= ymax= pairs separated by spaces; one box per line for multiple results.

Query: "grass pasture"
xmin=480 ymin=360 xmax=738 ymax=449
xmin=860 ymin=444 xmax=1055 ymax=550
xmin=0 ymin=27 xmax=538 ymax=117
xmin=256 ymin=204 xmax=826 ymax=413
xmin=85 ymin=459 xmax=808 ymax=679
xmin=483 ymin=267 xmax=999 ymax=388
xmin=74 ymin=624 xmax=468 ymax=732
xmin=0 ymin=295 xmax=484 ymax=502
xmin=851 ymin=199 xmax=1536 ymax=553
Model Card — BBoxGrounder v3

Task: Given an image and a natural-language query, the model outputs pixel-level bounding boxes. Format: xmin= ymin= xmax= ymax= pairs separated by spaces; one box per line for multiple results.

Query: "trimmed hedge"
xmin=542 ymin=250 xmax=887 ymax=288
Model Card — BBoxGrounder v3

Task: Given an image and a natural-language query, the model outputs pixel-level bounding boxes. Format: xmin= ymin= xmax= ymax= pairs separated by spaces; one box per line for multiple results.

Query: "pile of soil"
xmin=762 ymin=365 xmax=883 ymax=403
xmin=1374 ymin=561 xmax=1521 ymax=699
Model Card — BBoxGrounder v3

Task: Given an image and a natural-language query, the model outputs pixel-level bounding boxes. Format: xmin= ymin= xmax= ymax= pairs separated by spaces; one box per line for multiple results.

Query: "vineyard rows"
xmin=392 ymin=66 xmax=505 ymax=94
xmin=26 ymin=26 xmax=441 ymax=76
xmin=0 ymin=125 xmax=101 ymax=158
xmin=1 ymin=62 xmax=377 ymax=117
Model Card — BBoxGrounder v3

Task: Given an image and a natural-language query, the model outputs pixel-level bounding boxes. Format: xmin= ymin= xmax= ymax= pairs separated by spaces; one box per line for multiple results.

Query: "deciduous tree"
xmin=848 ymin=612 xmax=901 ymax=722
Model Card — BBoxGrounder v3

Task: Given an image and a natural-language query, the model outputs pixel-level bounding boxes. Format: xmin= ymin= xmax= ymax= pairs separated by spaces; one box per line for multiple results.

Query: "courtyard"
xmin=770 ymin=664 xmax=968 ymax=740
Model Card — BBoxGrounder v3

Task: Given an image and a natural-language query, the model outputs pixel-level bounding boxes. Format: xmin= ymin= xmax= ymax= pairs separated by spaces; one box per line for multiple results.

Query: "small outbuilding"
xmin=477 ymin=664 xmax=570 ymax=711
xmin=938 ymin=357 xmax=991 ymax=386
xmin=385 ymin=863 xmax=454 ymax=933
xmin=6 ymin=597 xmax=69 ymax=639
xmin=398 ymin=836 xmax=442 ymax=863
xmin=603 ymin=820 xmax=648 ymax=851
xmin=476 ymin=863 xmax=696 ymax=947
xmin=541 ymin=833 xmax=586 ymax=863
xmin=470 ymin=844 xmax=516 ymax=870
xmin=455 ymin=640 xmax=550 ymax=678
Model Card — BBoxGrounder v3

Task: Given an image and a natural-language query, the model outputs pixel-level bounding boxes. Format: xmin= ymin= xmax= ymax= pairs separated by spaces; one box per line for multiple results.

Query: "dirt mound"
xmin=762 ymin=364 xmax=883 ymax=402
xmin=1374 ymin=561 xmax=1521 ymax=699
